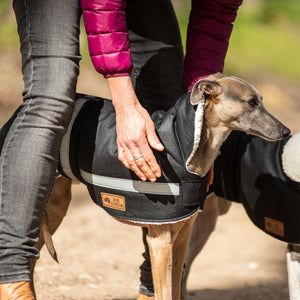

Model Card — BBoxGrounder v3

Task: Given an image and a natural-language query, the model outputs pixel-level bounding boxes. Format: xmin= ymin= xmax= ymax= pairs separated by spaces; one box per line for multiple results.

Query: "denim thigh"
xmin=126 ymin=0 xmax=184 ymax=113
xmin=0 ymin=0 xmax=81 ymax=283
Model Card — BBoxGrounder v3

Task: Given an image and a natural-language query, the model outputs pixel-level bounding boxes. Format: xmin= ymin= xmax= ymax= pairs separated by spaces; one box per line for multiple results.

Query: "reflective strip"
xmin=80 ymin=169 xmax=180 ymax=196
xmin=60 ymin=98 xmax=88 ymax=180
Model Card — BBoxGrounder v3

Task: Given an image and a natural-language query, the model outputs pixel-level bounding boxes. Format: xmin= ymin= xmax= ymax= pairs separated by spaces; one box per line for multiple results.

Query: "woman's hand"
xmin=108 ymin=76 xmax=164 ymax=182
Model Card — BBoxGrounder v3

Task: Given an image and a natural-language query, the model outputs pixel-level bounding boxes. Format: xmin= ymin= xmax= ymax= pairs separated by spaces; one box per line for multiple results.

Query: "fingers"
xmin=118 ymin=143 xmax=160 ymax=182
xmin=118 ymin=147 xmax=147 ymax=181
xmin=145 ymin=120 xmax=164 ymax=152
xmin=137 ymin=133 xmax=162 ymax=177
xmin=114 ymin=100 xmax=164 ymax=182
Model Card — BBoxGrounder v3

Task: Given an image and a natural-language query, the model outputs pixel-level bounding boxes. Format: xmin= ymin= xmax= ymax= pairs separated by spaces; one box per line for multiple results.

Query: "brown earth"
xmin=34 ymin=187 xmax=290 ymax=300
xmin=0 ymin=46 xmax=299 ymax=300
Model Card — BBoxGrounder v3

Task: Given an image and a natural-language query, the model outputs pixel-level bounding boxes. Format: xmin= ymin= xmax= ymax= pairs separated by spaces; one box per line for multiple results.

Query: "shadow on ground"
xmin=187 ymin=282 xmax=289 ymax=300
xmin=113 ymin=282 xmax=289 ymax=300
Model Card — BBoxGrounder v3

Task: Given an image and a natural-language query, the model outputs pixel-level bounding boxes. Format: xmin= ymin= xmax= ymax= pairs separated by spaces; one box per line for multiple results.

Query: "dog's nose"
xmin=281 ymin=126 xmax=291 ymax=138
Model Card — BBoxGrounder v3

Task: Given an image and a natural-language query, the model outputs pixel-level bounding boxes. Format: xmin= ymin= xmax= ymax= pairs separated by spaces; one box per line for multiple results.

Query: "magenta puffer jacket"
xmin=81 ymin=0 xmax=243 ymax=91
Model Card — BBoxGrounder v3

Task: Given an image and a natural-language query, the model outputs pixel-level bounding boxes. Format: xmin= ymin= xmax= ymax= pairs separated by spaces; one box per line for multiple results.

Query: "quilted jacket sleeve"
xmin=81 ymin=0 xmax=133 ymax=78
xmin=183 ymin=0 xmax=243 ymax=91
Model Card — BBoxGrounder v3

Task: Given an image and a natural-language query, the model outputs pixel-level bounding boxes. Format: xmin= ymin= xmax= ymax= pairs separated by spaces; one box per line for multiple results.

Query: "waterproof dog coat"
xmin=212 ymin=131 xmax=300 ymax=244
xmin=59 ymin=94 xmax=208 ymax=224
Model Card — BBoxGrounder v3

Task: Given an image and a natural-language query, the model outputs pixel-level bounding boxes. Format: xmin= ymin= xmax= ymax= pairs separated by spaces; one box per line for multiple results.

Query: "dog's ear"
xmin=190 ymin=78 xmax=223 ymax=106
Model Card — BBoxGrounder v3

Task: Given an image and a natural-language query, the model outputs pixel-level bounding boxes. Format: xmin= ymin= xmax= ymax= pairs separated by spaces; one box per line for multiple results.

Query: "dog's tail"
xmin=40 ymin=213 xmax=59 ymax=263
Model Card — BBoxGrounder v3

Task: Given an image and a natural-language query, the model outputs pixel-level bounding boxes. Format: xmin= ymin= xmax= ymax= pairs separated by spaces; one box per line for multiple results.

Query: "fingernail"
xmin=155 ymin=172 xmax=161 ymax=177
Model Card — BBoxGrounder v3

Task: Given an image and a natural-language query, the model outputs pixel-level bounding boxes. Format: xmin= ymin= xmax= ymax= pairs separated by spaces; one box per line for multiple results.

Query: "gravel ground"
xmin=33 ymin=184 xmax=290 ymax=300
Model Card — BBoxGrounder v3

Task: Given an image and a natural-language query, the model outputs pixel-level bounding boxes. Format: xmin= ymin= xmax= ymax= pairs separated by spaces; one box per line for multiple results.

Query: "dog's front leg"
xmin=172 ymin=214 xmax=198 ymax=300
xmin=146 ymin=225 xmax=173 ymax=300
xmin=146 ymin=215 xmax=198 ymax=300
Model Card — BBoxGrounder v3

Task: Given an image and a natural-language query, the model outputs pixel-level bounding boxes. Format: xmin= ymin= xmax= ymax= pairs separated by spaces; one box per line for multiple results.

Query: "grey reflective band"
xmin=80 ymin=169 xmax=180 ymax=196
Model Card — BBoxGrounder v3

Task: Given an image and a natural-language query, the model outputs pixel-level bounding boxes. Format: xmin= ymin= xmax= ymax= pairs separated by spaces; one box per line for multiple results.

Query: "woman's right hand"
xmin=108 ymin=76 xmax=164 ymax=182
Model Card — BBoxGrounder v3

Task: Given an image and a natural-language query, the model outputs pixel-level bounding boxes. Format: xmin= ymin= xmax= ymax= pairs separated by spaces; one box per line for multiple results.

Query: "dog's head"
xmin=190 ymin=73 xmax=290 ymax=141
xmin=186 ymin=73 xmax=291 ymax=177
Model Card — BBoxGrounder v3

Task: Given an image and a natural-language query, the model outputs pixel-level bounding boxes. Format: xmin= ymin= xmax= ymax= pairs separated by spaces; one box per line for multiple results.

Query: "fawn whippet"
xmin=31 ymin=73 xmax=289 ymax=300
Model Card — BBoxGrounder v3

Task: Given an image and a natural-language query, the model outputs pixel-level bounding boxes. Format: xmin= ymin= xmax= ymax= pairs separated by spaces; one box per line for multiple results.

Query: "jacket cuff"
xmin=104 ymin=72 xmax=132 ymax=78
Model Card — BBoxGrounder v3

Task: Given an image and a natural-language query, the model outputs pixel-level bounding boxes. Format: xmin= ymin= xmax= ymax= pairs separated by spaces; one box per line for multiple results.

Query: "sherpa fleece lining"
xmin=282 ymin=131 xmax=300 ymax=182
xmin=185 ymin=100 xmax=205 ymax=175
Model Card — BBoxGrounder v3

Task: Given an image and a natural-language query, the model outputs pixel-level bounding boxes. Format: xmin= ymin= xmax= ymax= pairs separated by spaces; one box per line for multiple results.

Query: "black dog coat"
xmin=212 ymin=131 xmax=300 ymax=244
xmin=59 ymin=94 xmax=208 ymax=224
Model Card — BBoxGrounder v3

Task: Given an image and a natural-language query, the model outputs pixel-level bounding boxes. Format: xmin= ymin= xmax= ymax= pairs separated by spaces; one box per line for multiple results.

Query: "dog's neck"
xmin=198 ymin=121 xmax=231 ymax=175
xmin=185 ymin=103 xmax=231 ymax=177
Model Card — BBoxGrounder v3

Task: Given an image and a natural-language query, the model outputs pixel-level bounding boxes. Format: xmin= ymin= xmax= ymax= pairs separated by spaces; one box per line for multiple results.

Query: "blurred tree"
xmin=0 ymin=0 xmax=12 ymax=26
xmin=259 ymin=0 xmax=300 ymax=24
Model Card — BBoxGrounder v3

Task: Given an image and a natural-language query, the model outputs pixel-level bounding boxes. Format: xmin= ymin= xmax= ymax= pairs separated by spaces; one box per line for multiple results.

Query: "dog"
xmin=182 ymin=130 xmax=300 ymax=300
xmin=27 ymin=73 xmax=289 ymax=300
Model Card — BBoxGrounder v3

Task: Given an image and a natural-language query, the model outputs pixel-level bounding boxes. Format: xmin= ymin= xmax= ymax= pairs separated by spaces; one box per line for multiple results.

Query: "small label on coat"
xmin=264 ymin=216 xmax=284 ymax=237
xmin=101 ymin=193 xmax=126 ymax=211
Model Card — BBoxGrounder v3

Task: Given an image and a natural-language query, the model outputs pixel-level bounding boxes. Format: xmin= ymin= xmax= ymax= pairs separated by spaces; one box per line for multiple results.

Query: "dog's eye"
xmin=248 ymin=98 xmax=257 ymax=107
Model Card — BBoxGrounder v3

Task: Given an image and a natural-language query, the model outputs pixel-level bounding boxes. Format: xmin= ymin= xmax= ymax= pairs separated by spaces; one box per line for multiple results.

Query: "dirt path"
xmin=33 ymin=184 xmax=289 ymax=300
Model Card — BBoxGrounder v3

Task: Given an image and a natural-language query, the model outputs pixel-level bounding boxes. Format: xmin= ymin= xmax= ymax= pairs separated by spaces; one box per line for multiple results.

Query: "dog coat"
xmin=59 ymin=93 xmax=208 ymax=224
xmin=212 ymin=131 xmax=300 ymax=244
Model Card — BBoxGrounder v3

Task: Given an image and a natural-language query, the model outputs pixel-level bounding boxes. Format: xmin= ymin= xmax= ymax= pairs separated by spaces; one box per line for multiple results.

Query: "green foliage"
xmin=0 ymin=23 xmax=19 ymax=49
xmin=0 ymin=2 xmax=19 ymax=50
xmin=175 ymin=2 xmax=190 ymax=52
xmin=225 ymin=8 xmax=300 ymax=80
xmin=0 ymin=0 xmax=7 ymax=10
xmin=174 ymin=1 xmax=300 ymax=81
xmin=259 ymin=0 xmax=300 ymax=24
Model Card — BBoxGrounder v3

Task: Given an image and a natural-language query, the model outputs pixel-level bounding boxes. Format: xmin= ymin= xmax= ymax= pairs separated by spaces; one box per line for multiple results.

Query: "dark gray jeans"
xmin=0 ymin=0 xmax=81 ymax=283
xmin=0 ymin=0 xmax=183 ymax=293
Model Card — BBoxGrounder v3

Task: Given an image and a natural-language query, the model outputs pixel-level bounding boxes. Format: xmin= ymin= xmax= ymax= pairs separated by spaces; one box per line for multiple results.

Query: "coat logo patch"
xmin=101 ymin=193 xmax=126 ymax=211
xmin=264 ymin=216 xmax=284 ymax=237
